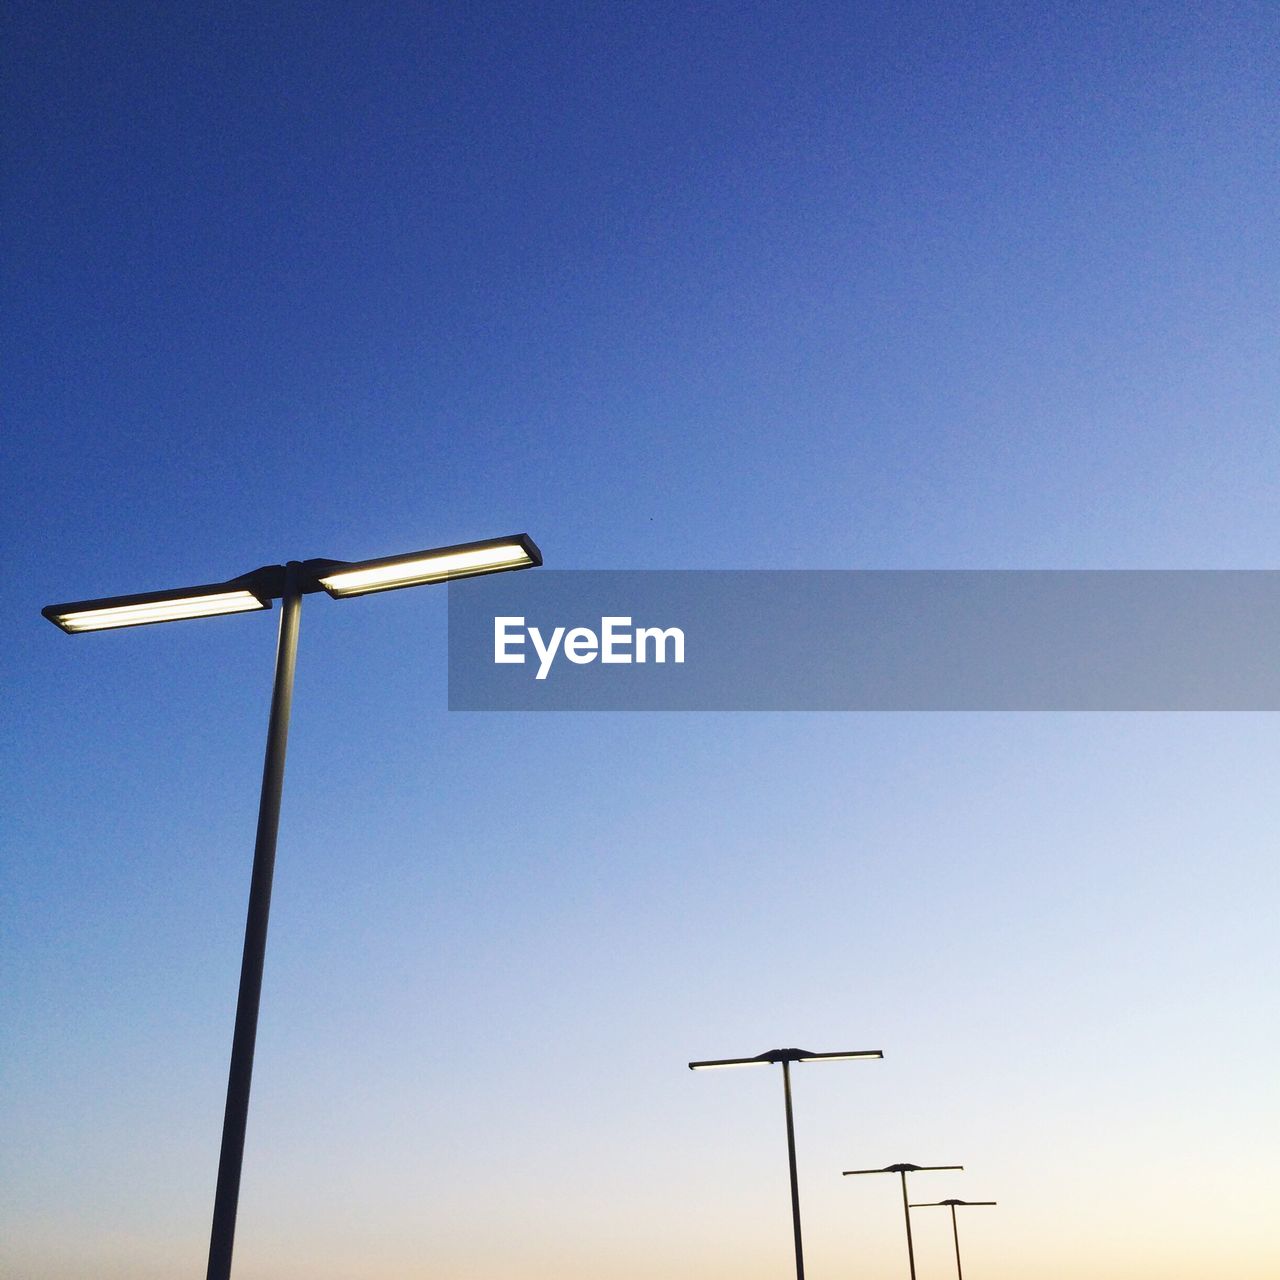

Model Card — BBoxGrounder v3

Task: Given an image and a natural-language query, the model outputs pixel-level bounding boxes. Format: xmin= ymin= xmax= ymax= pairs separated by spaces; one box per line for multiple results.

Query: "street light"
xmin=843 ymin=1162 xmax=963 ymax=1280
xmin=42 ymin=533 xmax=542 ymax=1280
xmin=909 ymin=1199 xmax=997 ymax=1280
xmin=688 ymin=1047 xmax=883 ymax=1280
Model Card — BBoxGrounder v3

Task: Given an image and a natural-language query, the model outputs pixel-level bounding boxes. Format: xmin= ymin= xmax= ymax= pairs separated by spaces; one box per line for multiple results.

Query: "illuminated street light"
xmin=689 ymin=1047 xmax=883 ymax=1280
xmin=42 ymin=534 xmax=542 ymax=1280
xmin=317 ymin=533 xmax=540 ymax=597
xmin=43 ymin=579 xmax=273 ymax=632
xmin=843 ymin=1162 xmax=963 ymax=1280
xmin=910 ymin=1199 xmax=997 ymax=1280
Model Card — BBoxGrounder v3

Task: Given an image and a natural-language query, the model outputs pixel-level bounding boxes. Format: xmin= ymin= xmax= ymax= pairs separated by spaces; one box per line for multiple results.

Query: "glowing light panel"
xmin=319 ymin=538 xmax=539 ymax=598
xmin=48 ymin=590 xmax=268 ymax=633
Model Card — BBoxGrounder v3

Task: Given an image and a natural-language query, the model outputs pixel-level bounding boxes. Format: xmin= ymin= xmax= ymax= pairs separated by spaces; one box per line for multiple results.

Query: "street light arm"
xmin=691 ymin=1048 xmax=883 ymax=1069
xmin=40 ymin=560 xmax=353 ymax=633
xmin=43 ymin=577 xmax=274 ymax=632
xmin=41 ymin=533 xmax=542 ymax=630
xmin=317 ymin=533 xmax=541 ymax=597
xmin=910 ymin=1201 xmax=997 ymax=1208
xmin=795 ymin=1049 xmax=883 ymax=1063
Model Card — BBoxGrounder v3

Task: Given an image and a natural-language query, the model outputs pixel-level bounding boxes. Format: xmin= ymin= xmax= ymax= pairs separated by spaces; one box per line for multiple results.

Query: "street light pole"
xmin=842 ymin=1163 xmax=963 ymax=1280
xmin=949 ymin=1202 xmax=963 ymax=1280
xmin=909 ymin=1200 xmax=997 ymax=1280
xmin=206 ymin=562 xmax=302 ymax=1280
xmin=900 ymin=1168 xmax=916 ymax=1279
xmin=780 ymin=1058 xmax=804 ymax=1280
xmin=42 ymin=534 xmax=542 ymax=1280
xmin=689 ymin=1047 xmax=883 ymax=1280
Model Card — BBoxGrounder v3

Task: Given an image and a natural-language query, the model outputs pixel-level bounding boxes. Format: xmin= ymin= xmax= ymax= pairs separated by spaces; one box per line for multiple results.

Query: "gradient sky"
xmin=3 ymin=3 xmax=1278 ymax=1278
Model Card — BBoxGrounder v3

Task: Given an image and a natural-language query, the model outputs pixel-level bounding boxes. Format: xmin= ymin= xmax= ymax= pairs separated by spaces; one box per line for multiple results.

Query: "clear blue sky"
xmin=3 ymin=3 xmax=1277 ymax=1278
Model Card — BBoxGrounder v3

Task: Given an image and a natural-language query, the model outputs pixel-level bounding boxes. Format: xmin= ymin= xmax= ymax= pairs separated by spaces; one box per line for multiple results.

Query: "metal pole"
xmin=950 ymin=1203 xmax=963 ymax=1280
xmin=901 ymin=1170 xmax=918 ymax=1280
xmin=781 ymin=1059 xmax=805 ymax=1280
xmin=206 ymin=563 xmax=303 ymax=1280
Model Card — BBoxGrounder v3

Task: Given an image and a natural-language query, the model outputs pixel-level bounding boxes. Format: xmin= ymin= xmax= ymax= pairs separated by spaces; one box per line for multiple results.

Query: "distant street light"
xmin=43 ymin=534 xmax=542 ymax=1280
xmin=689 ymin=1047 xmax=883 ymax=1280
xmin=910 ymin=1199 xmax=997 ymax=1280
xmin=843 ymin=1162 xmax=963 ymax=1280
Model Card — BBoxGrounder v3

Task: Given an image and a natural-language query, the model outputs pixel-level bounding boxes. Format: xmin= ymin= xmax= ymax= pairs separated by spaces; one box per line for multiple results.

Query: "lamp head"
xmin=910 ymin=1200 xmax=997 ymax=1208
xmin=317 ymin=534 xmax=541 ymax=598
xmin=689 ymin=1047 xmax=883 ymax=1069
xmin=42 ymin=536 xmax=543 ymax=632
xmin=42 ymin=573 xmax=275 ymax=633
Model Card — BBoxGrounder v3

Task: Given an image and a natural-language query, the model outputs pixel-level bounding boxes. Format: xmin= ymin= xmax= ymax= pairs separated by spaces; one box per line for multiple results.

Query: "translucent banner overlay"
xmin=447 ymin=571 xmax=1280 ymax=711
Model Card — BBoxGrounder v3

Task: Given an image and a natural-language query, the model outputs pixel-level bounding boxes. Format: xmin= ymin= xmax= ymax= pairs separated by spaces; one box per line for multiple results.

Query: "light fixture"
xmin=909 ymin=1199 xmax=997 ymax=1280
xmin=689 ymin=1047 xmax=883 ymax=1280
xmin=43 ymin=535 xmax=542 ymax=1280
xmin=317 ymin=533 xmax=541 ymax=597
xmin=689 ymin=1048 xmax=883 ymax=1070
xmin=843 ymin=1162 xmax=964 ymax=1280
xmin=42 ymin=581 xmax=271 ymax=633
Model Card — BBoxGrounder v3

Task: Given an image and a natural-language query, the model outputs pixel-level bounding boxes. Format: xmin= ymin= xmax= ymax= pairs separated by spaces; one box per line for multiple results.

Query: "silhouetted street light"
xmin=42 ymin=534 xmax=542 ymax=1280
xmin=843 ymin=1162 xmax=963 ymax=1280
xmin=689 ymin=1047 xmax=883 ymax=1280
xmin=910 ymin=1199 xmax=997 ymax=1280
